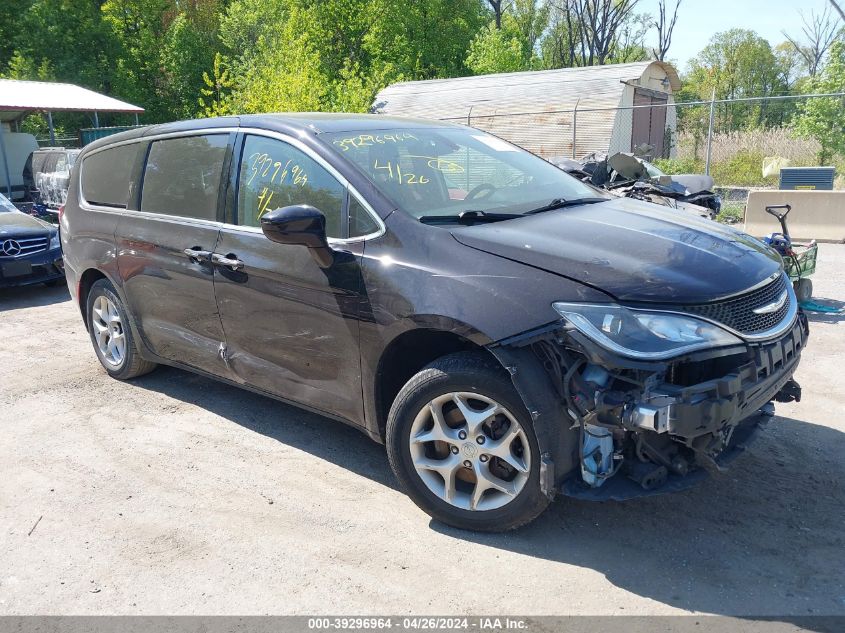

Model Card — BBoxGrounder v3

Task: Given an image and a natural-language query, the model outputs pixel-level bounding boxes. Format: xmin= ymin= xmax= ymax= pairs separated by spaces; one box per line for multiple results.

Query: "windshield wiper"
xmin=524 ymin=197 xmax=607 ymax=215
xmin=419 ymin=210 xmax=523 ymax=225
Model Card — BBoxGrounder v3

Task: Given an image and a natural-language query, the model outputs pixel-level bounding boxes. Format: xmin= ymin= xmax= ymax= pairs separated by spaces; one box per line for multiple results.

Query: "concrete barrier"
xmin=744 ymin=190 xmax=844 ymax=242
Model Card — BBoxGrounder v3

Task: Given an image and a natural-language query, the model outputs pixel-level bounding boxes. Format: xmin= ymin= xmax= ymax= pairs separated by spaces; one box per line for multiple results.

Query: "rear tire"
xmin=86 ymin=279 xmax=157 ymax=380
xmin=386 ymin=352 xmax=550 ymax=532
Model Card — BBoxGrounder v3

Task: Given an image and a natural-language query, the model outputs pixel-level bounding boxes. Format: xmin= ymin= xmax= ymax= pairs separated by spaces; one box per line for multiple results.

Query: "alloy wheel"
xmin=91 ymin=295 xmax=126 ymax=368
xmin=409 ymin=392 xmax=531 ymax=512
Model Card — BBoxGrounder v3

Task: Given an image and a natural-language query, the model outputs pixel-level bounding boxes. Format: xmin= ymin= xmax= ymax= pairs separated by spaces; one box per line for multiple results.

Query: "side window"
xmin=141 ymin=134 xmax=228 ymax=220
xmin=348 ymin=195 xmax=380 ymax=238
xmin=42 ymin=154 xmax=58 ymax=174
xmin=32 ymin=153 xmax=47 ymax=176
xmin=54 ymin=154 xmax=68 ymax=173
xmin=81 ymin=144 xmax=137 ymax=208
xmin=238 ymin=135 xmax=344 ymax=238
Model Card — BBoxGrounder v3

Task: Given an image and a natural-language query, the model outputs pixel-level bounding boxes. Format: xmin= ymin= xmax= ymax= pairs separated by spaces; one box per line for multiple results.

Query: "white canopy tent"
xmin=0 ymin=78 xmax=144 ymax=197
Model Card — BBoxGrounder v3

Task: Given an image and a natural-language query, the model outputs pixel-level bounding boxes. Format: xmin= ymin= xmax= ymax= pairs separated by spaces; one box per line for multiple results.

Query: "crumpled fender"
xmin=487 ymin=344 xmax=579 ymax=498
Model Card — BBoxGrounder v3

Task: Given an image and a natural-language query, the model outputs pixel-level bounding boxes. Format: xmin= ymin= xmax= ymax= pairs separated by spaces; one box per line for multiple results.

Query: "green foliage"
xmin=161 ymin=9 xmax=220 ymax=120
xmin=652 ymin=156 xmax=705 ymax=176
xmin=214 ymin=0 xmax=487 ymax=115
xmin=715 ymin=202 xmax=744 ymax=225
xmin=0 ymin=0 xmax=828 ymax=155
xmin=199 ymin=53 xmax=235 ymax=117
xmin=0 ymin=0 xmax=33 ymax=65
xmin=682 ymin=29 xmax=785 ymax=103
xmin=710 ymin=150 xmax=777 ymax=187
xmin=655 ymin=152 xmax=774 ymax=187
xmin=466 ymin=20 xmax=535 ymax=75
xmin=793 ymin=41 xmax=845 ymax=164
xmin=12 ymin=0 xmax=120 ymax=93
xmin=466 ymin=1 xmax=552 ymax=75
xmin=538 ymin=1 xmax=648 ymax=69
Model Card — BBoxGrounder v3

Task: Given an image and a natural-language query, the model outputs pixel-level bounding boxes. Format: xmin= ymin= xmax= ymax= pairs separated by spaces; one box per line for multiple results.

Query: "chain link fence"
xmin=439 ymin=92 xmax=845 ymax=188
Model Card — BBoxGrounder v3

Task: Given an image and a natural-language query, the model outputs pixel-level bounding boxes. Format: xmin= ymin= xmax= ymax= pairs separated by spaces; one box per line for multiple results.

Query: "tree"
xmin=466 ymin=1 xmax=549 ymax=74
xmin=466 ymin=21 xmax=534 ymax=74
xmin=510 ymin=0 xmax=551 ymax=53
xmin=681 ymin=29 xmax=789 ymax=128
xmin=214 ymin=0 xmax=487 ymax=116
xmin=488 ymin=0 xmax=504 ymax=29
xmin=541 ymin=0 xmax=643 ymax=68
xmin=0 ymin=0 xmax=33 ymax=69
xmin=651 ymin=0 xmax=681 ymax=62
xmin=610 ymin=12 xmax=650 ymax=63
xmin=794 ymin=41 xmax=845 ymax=164
xmin=12 ymin=0 xmax=120 ymax=94
xmin=675 ymin=29 xmax=790 ymax=154
xmin=198 ymin=52 xmax=234 ymax=117
xmin=783 ymin=5 xmax=841 ymax=76
xmin=774 ymin=41 xmax=811 ymax=92
xmin=160 ymin=3 xmax=223 ymax=119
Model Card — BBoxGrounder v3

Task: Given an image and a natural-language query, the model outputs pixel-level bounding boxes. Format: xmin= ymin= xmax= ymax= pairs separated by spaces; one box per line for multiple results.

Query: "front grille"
xmin=683 ymin=274 xmax=791 ymax=335
xmin=0 ymin=235 xmax=49 ymax=258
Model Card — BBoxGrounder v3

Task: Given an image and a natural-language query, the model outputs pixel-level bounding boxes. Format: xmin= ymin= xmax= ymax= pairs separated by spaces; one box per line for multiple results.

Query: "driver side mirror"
xmin=260 ymin=204 xmax=335 ymax=268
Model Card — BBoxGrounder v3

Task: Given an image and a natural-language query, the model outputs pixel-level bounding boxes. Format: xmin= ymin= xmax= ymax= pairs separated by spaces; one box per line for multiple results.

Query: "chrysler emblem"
xmin=1 ymin=239 xmax=22 ymax=256
xmin=752 ymin=290 xmax=788 ymax=315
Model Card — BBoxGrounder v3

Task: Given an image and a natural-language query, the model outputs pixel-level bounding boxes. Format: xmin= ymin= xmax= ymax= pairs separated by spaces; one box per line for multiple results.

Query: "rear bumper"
xmin=0 ymin=247 xmax=64 ymax=288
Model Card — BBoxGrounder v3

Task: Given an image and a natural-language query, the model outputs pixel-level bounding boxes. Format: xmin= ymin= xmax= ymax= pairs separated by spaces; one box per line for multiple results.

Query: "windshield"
xmin=0 ymin=193 xmax=18 ymax=213
xmin=644 ymin=160 xmax=665 ymax=178
xmin=322 ymin=127 xmax=604 ymax=221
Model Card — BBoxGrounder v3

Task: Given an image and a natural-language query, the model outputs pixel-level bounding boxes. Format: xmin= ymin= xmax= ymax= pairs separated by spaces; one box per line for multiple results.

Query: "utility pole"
xmin=705 ymin=87 xmax=715 ymax=176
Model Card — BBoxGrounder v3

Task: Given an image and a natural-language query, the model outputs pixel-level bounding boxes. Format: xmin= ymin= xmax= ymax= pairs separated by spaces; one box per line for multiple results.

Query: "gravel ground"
xmin=1 ymin=245 xmax=843 ymax=617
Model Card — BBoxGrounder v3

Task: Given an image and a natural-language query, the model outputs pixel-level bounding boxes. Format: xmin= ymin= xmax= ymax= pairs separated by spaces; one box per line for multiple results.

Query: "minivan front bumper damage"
xmin=490 ymin=310 xmax=809 ymax=501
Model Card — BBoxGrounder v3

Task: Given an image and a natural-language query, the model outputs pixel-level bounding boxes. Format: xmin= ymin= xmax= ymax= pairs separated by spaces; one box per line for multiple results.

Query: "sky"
xmin=636 ymin=0 xmax=838 ymax=72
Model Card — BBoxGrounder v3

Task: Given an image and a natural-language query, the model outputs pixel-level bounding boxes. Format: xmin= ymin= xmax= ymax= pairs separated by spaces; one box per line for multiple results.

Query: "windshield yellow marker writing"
xmin=333 ymin=133 xmax=419 ymax=152
xmin=373 ymin=160 xmax=430 ymax=185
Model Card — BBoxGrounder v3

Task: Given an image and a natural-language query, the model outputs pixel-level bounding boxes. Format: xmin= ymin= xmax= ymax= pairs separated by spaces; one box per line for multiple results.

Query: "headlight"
xmin=49 ymin=231 xmax=60 ymax=250
xmin=552 ymin=302 xmax=743 ymax=360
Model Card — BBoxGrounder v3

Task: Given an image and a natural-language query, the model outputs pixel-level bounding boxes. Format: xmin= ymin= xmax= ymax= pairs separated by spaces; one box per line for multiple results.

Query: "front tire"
xmin=386 ymin=352 xmax=550 ymax=532
xmin=86 ymin=279 xmax=157 ymax=380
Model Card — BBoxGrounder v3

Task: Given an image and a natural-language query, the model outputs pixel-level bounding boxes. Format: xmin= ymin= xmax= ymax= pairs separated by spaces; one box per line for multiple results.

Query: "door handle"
xmin=211 ymin=252 xmax=245 ymax=271
xmin=183 ymin=247 xmax=211 ymax=262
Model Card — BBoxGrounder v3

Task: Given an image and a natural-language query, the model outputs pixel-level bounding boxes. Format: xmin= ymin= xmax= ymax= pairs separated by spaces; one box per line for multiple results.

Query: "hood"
xmin=0 ymin=210 xmax=54 ymax=237
xmin=668 ymin=173 xmax=715 ymax=194
xmin=450 ymin=197 xmax=781 ymax=304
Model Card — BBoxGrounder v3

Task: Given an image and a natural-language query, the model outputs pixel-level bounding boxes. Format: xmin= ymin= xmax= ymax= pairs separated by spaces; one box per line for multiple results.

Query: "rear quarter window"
xmin=81 ymin=144 xmax=138 ymax=208
xmin=140 ymin=134 xmax=229 ymax=220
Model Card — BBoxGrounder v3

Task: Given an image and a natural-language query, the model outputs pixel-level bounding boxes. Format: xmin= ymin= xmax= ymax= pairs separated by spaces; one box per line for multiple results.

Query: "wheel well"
xmin=78 ymin=269 xmax=107 ymax=328
xmin=375 ymin=329 xmax=496 ymax=440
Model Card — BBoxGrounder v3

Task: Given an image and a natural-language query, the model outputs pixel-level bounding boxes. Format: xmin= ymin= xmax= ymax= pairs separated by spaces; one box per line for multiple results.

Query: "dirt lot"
xmin=1 ymin=245 xmax=844 ymax=617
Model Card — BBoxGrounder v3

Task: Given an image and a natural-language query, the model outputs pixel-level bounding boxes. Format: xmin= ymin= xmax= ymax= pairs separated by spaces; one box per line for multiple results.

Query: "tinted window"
xmin=238 ymin=135 xmax=344 ymax=238
xmin=141 ymin=134 xmax=228 ymax=220
xmin=81 ymin=144 xmax=137 ymax=208
xmin=349 ymin=195 xmax=380 ymax=238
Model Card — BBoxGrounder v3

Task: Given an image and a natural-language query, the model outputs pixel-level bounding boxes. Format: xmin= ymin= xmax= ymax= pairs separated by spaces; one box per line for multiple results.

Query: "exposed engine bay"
xmin=493 ymin=308 xmax=809 ymax=500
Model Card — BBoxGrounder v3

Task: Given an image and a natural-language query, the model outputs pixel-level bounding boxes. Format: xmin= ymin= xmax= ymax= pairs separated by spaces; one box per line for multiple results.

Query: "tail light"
xmin=58 ymin=204 xmax=65 ymax=222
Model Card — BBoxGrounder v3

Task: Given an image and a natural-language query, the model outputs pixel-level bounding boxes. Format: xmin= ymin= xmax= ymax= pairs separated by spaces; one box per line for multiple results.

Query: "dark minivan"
xmin=61 ymin=114 xmax=807 ymax=530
